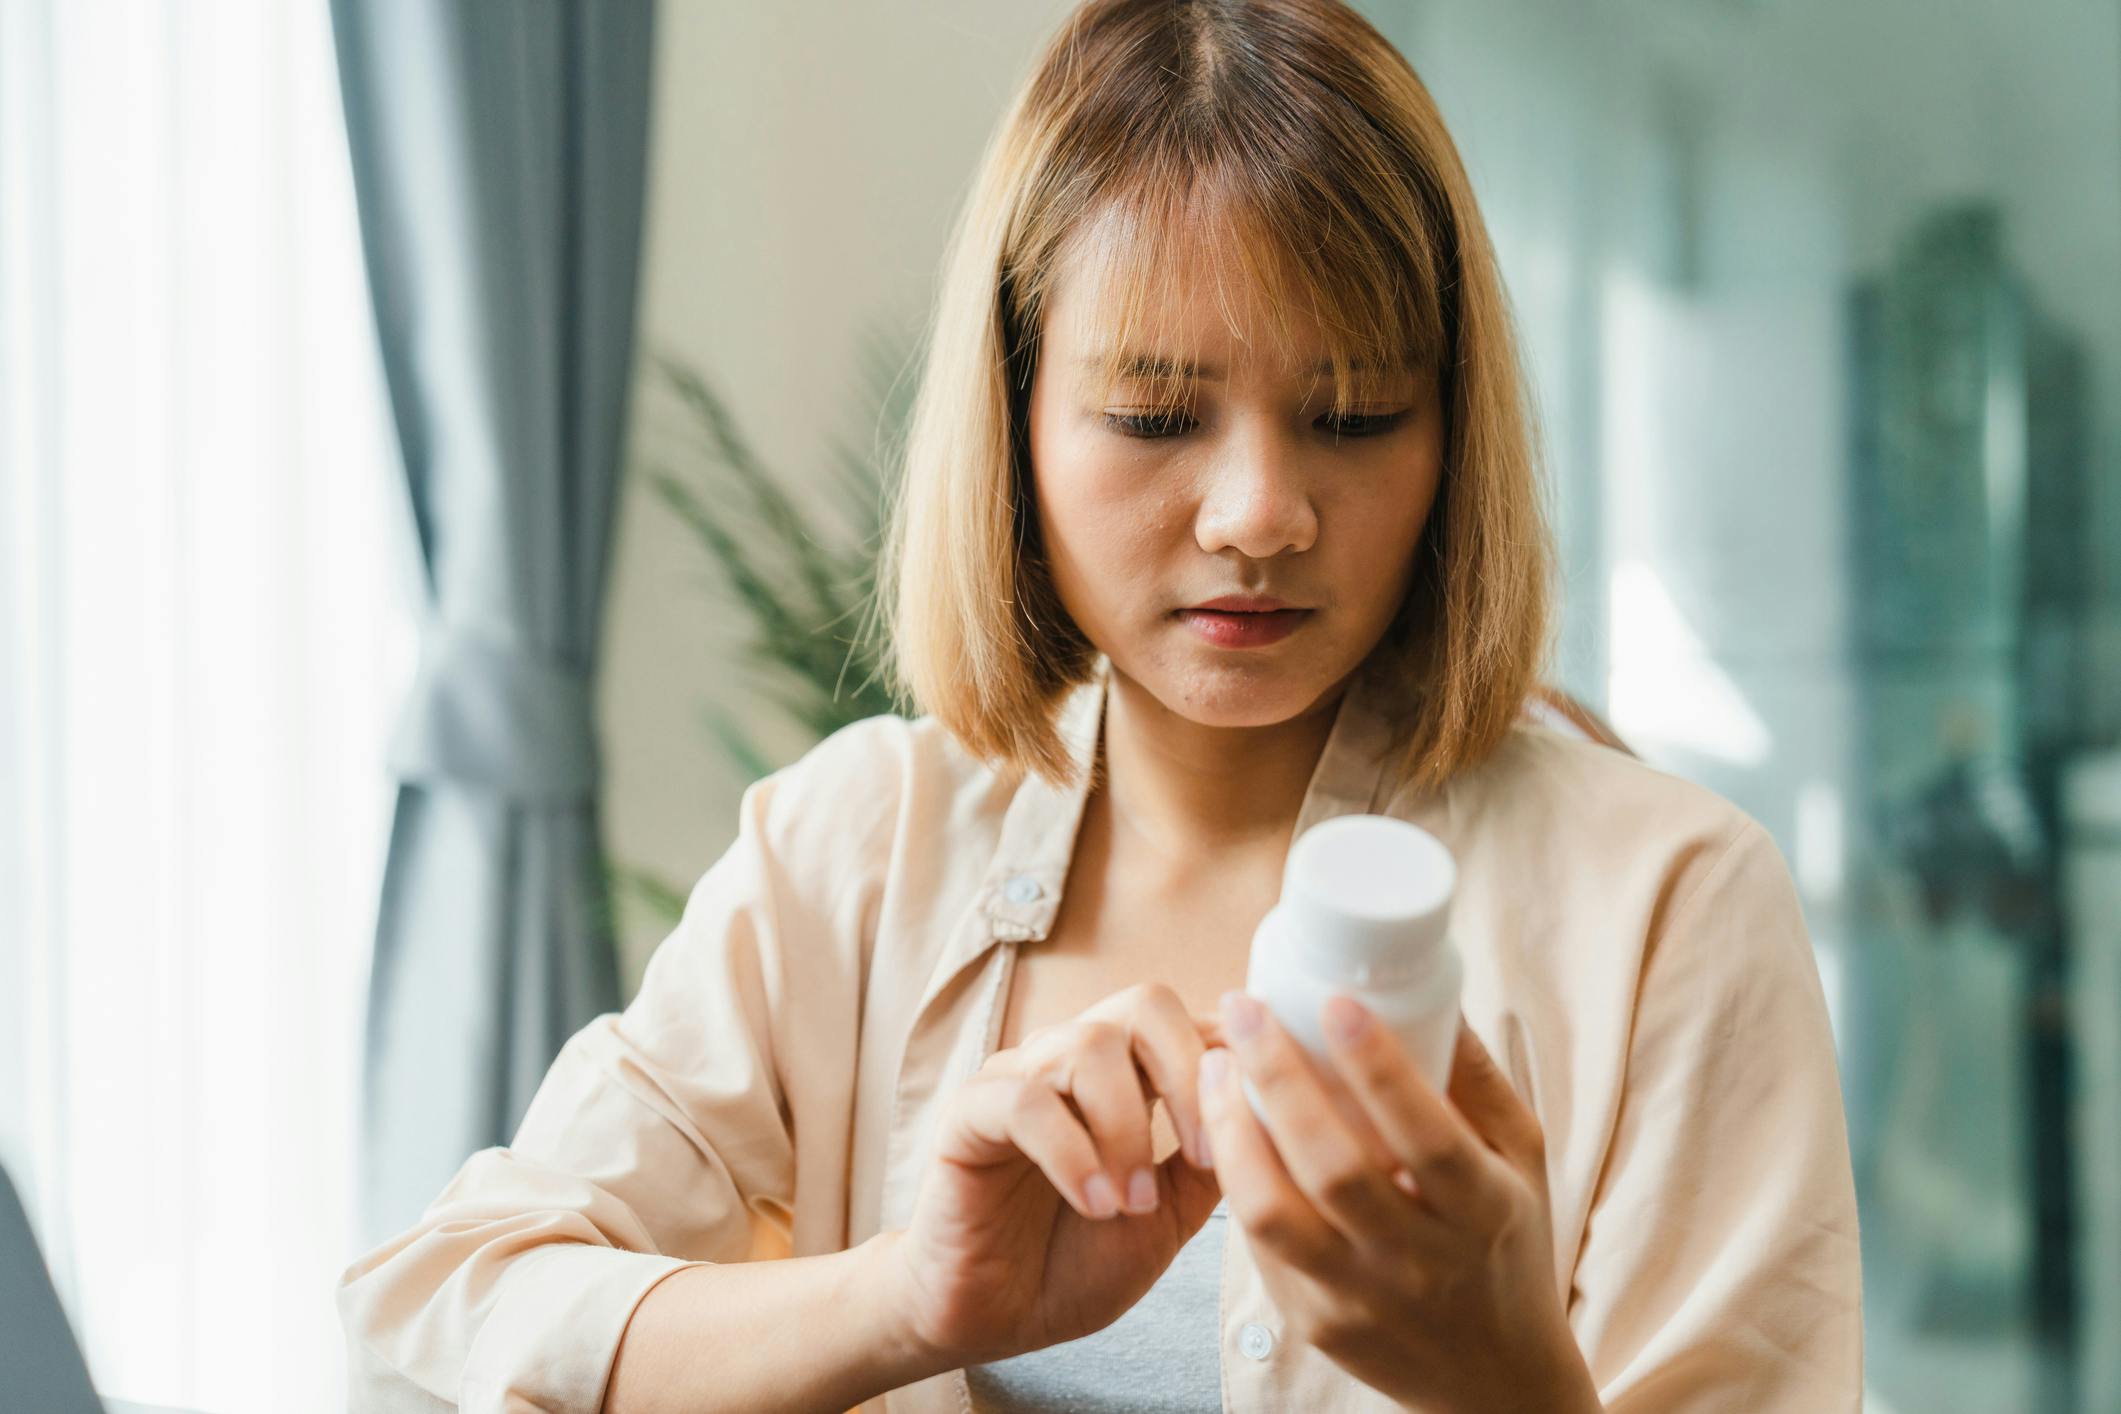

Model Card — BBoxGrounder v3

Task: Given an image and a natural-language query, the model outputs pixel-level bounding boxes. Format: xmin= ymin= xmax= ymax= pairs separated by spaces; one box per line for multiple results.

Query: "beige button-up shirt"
xmin=339 ymin=655 xmax=1863 ymax=1412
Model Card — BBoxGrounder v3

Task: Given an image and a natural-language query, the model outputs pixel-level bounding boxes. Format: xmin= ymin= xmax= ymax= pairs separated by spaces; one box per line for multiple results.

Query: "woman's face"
xmin=1027 ymin=246 xmax=1444 ymax=730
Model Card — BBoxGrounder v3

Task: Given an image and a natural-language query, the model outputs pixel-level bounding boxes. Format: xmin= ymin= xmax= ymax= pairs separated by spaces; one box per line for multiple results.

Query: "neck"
xmin=1097 ymin=666 xmax=1351 ymax=866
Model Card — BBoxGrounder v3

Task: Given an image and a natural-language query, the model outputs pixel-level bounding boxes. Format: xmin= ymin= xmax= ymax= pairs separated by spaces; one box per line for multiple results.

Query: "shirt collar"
xmin=973 ymin=652 xmax=1402 ymax=944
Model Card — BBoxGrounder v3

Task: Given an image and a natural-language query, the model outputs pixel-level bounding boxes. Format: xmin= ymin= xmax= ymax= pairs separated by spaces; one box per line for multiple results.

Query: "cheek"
xmin=1035 ymin=436 xmax=1176 ymax=574
xmin=1322 ymin=449 xmax=1443 ymax=592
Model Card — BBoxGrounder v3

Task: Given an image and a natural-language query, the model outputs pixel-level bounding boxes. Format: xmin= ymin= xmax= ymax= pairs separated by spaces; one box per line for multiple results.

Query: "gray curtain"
xmin=330 ymin=0 xmax=657 ymax=1241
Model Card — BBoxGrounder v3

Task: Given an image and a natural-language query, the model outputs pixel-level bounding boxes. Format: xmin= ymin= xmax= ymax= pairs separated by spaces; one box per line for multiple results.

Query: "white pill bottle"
xmin=1244 ymin=813 xmax=1462 ymax=1094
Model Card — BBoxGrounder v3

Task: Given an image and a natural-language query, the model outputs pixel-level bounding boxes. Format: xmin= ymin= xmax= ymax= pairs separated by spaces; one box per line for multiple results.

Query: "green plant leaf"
xmin=606 ymin=861 xmax=690 ymax=932
xmin=615 ymin=329 xmax=919 ymax=924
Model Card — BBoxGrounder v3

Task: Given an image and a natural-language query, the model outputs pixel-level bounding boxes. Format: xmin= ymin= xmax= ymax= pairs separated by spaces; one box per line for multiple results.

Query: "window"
xmin=0 ymin=2 xmax=413 ymax=1409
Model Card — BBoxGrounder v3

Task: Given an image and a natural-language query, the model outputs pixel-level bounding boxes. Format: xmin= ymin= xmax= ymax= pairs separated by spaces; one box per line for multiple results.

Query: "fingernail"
xmin=1199 ymin=1046 xmax=1230 ymax=1099
xmin=1191 ymin=1123 xmax=1215 ymax=1170
xmin=1084 ymin=1172 xmax=1120 ymax=1219
xmin=1220 ymin=991 xmax=1264 ymax=1042
xmin=1391 ymin=1166 xmax=1418 ymax=1197
xmin=1126 ymin=1167 xmax=1157 ymax=1213
xmin=1324 ymin=994 xmax=1370 ymax=1044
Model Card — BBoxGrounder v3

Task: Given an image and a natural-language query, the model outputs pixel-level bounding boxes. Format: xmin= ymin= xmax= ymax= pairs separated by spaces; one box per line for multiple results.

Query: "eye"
xmin=1099 ymin=407 xmax=1410 ymax=440
xmin=1101 ymin=409 xmax=1197 ymax=439
xmin=1316 ymin=409 xmax=1409 ymax=438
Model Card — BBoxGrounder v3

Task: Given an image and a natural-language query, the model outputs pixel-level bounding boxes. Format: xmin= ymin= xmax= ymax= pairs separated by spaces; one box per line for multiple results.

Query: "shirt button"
xmin=1237 ymin=1322 xmax=1275 ymax=1360
xmin=1002 ymin=874 xmax=1044 ymax=905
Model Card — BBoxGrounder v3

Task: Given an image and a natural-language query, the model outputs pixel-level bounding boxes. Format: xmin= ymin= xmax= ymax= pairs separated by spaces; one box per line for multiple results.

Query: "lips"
xmin=1175 ymin=602 xmax=1312 ymax=649
xmin=1189 ymin=594 xmax=1297 ymax=613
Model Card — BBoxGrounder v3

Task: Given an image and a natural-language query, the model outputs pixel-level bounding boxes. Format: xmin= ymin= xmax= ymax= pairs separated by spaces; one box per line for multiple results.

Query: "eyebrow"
xmin=1078 ymin=353 xmax=1372 ymax=382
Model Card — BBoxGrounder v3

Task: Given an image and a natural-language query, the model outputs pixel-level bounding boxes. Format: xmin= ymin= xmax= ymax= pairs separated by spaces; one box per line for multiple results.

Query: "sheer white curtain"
xmin=0 ymin=1 xmax=412 ymax=1410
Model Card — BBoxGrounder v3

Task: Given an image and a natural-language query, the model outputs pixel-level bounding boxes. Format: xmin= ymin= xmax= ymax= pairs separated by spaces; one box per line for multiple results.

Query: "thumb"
xmin=1444 ymin=1018 xmax=1544 ymax=1177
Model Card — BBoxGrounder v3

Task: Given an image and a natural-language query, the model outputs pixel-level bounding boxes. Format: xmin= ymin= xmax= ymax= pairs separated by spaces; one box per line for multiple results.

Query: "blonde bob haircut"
xmin=877 ymin=0 xmax=1555 ymax=791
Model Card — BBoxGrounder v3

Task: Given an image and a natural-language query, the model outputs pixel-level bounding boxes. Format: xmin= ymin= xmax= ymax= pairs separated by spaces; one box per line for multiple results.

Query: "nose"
xmin=1192 ymin=423 xmax=1318 ymax=560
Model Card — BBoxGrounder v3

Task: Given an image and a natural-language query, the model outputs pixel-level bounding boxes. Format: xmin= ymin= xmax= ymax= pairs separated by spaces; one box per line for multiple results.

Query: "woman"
xmin=339 ymin=2 xmax=1862 ymax=1410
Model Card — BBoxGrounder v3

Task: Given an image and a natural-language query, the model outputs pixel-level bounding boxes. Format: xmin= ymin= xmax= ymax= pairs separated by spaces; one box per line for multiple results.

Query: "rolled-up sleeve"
xmin=338 ymin=718 xmax=898 ymax=1412
xmin=1572 ymin=818 xmax=1865 ymax=1412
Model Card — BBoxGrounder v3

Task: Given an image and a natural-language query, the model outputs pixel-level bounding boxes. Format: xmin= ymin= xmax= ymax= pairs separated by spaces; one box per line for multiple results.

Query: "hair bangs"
xmin=1025 ymin=163 xmax=1450 ymax=420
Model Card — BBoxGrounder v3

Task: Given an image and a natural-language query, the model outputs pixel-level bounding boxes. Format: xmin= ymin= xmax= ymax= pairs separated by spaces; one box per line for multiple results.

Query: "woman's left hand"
xmin=1199 ymin=992 xmax=1603 ymax=1414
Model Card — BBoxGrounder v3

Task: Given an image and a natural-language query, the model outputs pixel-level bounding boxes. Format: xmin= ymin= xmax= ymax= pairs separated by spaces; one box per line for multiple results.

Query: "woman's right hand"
xmin=877 ymin=983 xmax=1225 ymax=1366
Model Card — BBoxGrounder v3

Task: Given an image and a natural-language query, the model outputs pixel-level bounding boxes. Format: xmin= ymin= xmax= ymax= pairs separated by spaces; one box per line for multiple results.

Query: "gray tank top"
xmin=964 ymin=1200 xmax=1228 ymax=1413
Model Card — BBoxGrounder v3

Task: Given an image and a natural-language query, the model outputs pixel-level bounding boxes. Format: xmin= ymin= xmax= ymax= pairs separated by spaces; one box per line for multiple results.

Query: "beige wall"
xmin=600 ymin=0 xmax=1074 ymax=992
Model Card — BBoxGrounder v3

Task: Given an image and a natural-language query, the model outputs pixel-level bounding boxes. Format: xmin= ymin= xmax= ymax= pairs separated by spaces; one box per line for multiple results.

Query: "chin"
xmin=1134 ymin=646 xmax=1341 ymax=729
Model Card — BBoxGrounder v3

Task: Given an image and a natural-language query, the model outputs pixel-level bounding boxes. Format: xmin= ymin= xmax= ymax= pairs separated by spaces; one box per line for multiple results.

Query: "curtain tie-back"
xmin=387 ymin=620 xmax=596 ymax=803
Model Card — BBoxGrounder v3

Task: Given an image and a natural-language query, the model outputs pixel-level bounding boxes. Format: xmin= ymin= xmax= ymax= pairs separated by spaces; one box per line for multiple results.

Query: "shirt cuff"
xmin=459 ymin=1243 xmax=702 ymax=1414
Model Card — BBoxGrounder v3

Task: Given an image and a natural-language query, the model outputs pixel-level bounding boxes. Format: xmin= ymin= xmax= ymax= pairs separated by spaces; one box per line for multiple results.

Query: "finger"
xmin=1197 ymin=1046 xmax=1346 ymax=1271
xmin=1012 ymin=1016 xmax=1165 ymax=1208
xmin=1215 ymin=991 xmax=1409 ymax=1241
xmin=942 ymin=1074 xmax=1122 ymax=1220
xmin=1083 ymin=984 xmax=1214 ymax=1170
xmin=1444 ymin=1018 xmax=1545 ymax=1178
xmin=1319 ymin=994 xmax=1507 ymax=1223
xmin=1056 ymin=1020 xmax=1160 ymax=1214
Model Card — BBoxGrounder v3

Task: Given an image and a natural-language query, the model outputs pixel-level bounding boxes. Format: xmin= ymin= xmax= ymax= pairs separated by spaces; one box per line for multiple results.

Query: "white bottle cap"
xmin=1275 ymin=814 xmax=1456 ymax=982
